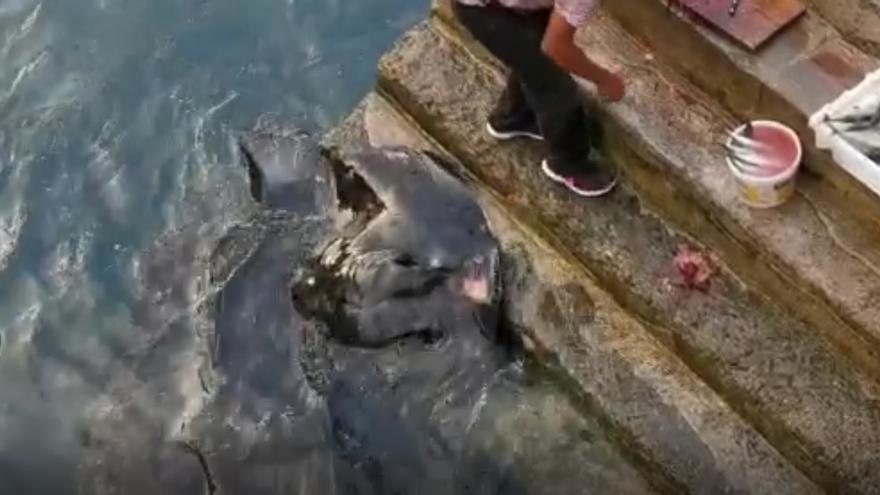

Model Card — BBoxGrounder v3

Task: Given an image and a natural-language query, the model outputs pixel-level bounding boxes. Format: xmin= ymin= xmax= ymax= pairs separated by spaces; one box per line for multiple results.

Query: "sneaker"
xmin=541 ymin=155 xmax=618 ymax=198
xmin=486 ymin=112 xmax=543 ymax=141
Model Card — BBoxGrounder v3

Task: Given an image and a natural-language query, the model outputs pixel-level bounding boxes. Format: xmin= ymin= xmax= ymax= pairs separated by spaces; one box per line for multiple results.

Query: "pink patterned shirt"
xmin=456 ymin=0 xmax=599 ymax=27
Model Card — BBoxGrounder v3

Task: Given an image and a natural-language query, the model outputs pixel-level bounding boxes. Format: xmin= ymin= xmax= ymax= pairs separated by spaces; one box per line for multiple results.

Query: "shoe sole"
xmin=486 ymin=122 xmax=543 ymax=141
xmin=541 ymin=159 xmax=618 ymax=198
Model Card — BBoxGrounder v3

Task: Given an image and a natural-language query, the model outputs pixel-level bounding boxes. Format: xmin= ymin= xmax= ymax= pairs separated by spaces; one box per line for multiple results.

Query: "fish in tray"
xmin=830 ymin=128 xmax=880 ymax=163
xmin=823 ymin=93 xmax=880 ymax=164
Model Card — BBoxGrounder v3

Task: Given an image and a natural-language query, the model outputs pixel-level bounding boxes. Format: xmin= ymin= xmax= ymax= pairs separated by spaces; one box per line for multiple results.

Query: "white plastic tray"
xmin=808 ymin=68 xmax=880 ymax=198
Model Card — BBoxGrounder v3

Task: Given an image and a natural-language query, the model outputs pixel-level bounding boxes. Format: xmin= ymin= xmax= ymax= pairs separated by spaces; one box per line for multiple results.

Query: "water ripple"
xmin=0 ymin=0 xmax=430 ymax=490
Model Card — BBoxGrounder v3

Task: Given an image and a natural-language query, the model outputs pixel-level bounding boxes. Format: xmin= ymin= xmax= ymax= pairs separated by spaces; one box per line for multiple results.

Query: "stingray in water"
xmin=75 ymin=119 xmax=522 ymax=495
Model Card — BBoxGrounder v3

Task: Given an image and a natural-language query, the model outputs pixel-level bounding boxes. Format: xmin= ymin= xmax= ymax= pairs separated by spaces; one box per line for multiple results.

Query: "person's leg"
xmin=486 ymin=73 xmax=542 ymax=141
xmin=453 ymin=3 xmax=615 ymax=196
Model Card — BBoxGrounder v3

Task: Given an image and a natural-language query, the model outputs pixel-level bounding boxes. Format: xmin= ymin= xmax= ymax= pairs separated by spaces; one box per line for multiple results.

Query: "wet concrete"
xmin=378 ymin=20 xmax=880 ymax=493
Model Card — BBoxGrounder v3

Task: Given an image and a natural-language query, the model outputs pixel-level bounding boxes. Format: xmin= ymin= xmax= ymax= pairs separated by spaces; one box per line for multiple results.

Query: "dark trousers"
xmin=454 ymin=2 xmax=596 ymax=168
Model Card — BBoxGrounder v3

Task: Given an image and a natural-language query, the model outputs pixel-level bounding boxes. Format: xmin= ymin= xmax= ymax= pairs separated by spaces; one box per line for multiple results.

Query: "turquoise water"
xmin=0 ymin=0 xmax=426 ymax=488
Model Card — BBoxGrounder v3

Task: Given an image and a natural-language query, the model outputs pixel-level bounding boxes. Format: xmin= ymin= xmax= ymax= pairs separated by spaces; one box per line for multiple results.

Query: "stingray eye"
xmin=394 ymin=253 xmax=417 ymax=267
xmin=417 ymin=327 xmax=446 ymax=346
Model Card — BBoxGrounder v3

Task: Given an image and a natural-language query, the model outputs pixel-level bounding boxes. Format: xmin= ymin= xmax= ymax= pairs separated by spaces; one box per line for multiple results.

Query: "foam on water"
xmin=0 ymin=203 xmax=25 ymax=273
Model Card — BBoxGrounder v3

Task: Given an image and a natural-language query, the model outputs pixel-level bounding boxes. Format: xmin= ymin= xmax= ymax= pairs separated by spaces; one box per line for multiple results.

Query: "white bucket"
xmin=725 ymin=120 xmax=803 ymax=209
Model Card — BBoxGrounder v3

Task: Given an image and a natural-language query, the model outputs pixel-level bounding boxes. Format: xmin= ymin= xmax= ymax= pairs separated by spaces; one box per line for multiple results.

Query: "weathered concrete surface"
xmin=435 ymin=0 xmax=880 ymax=389
xmin=569 ymin=9 xmax=880 ymax=386
xmin=350 ymin=93 xmax=821 ymax=494
xmin=378 ymin=21 xmax=880 ymax=493
xmin=595 ymin=0 xmax=880 ymax=227
xmin=327 ymin=94 xmax=660 ymax=495
xmin=800 ymin=0 xmax=880 ymax=56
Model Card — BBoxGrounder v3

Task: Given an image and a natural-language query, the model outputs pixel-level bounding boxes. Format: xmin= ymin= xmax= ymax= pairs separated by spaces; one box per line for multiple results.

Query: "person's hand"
xmin=597 ymin=72 xmax=625 ymax=102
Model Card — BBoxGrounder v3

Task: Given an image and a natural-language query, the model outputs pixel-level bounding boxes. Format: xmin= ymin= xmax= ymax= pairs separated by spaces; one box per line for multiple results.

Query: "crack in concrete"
xmin=179 ymin=440 xmax=218 ymax=495
xmin=800 ymin=189 xmax=880 ymax=279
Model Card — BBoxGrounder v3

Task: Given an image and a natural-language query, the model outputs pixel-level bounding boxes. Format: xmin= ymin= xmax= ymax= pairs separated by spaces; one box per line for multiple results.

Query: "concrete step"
xmin=595 ymin=0 xmax=880 ymax=360
xmin=432 ymin=1 xmax=880 ymax=392
xmin=377 ymin=17 xmax=880 ymax=494
xmin=601 ymin=0 xmax=880 ymax=216
xmin=798 ymin=0 xmax=880 ymax=56
xmin=327 ymin=91 xmax=819 ymax=495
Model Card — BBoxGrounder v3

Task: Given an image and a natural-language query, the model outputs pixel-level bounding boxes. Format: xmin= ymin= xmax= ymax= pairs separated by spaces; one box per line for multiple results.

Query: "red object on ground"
xmin=672 ymin=0 xmax=806 ymax=51
xmin=673 ymin=245 xmax=716 ymax=292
